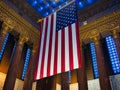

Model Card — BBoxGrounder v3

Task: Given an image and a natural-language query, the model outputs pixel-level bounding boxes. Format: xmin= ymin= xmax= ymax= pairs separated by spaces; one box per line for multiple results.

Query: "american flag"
xmin=34 ymin=1 xmax=82 ymax=80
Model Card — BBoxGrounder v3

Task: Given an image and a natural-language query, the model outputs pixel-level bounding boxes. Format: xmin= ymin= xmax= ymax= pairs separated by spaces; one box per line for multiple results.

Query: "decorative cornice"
xmin=0 ymin=1 xmax=40 ymax=46
xmin=80 ymin=10 xmax=120 ymax=41
xmin=78 ymin=0 xmax=120 ymax=23
xmin=0 ymin=2 xmax=39 ymax=35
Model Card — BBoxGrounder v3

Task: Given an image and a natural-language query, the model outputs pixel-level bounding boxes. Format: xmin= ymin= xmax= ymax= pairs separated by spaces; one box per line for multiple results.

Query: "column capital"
xmin=32 ymin=45 xmax=38 ymax=54
xmin=91 ymin=35 xmax=100 ymax=45
xmin=112 ymin=30 xmax=119 ymax=39
xmin=111 ymin=26 xmax=120 ymax=39
xmin=2 ymin=24 xmax=10 ymax=35
xmin=82 ymin=38 xmax=93 ymax=45
xmin=31 ymin=49 xmax=36 ymax=54
xmin=18 ymin=36 xmax=29 ymax=46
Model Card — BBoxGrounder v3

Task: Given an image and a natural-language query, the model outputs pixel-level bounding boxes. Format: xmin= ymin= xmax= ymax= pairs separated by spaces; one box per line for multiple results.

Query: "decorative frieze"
xmin=0 ymin=1 xmax=40 ymax=48
xmin=80 ymin=10 xmax=120 ymax=41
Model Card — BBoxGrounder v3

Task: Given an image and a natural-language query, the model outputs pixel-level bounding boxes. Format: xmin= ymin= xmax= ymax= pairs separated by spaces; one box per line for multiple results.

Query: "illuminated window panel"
xmin=0 ymin=33 xmax=10 ymax=60
xmin=105 ymin=36 xmax=120 ymax=74
xmin=22 ymin=48 xmax=31 ymax=80
xmin=90 ymin=43 xmax=99 ymax=78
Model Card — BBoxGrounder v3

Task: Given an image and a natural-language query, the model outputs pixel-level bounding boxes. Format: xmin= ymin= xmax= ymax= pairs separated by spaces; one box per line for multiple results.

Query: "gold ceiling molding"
xmin=80 ymin=10 xmax=120 ymax=40
xmin=111 ymin=26 xmax=120 ymax=39
xmin=1 ymin=1 xmax=120 ymax=45
xmin=80 ymin=11 xmax=120 ymax=33
xmin=0 ymin=1 xmax=40 ymax=46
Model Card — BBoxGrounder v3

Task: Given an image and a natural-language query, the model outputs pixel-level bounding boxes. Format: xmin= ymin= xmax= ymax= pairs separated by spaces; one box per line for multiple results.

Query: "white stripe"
xmin=50 ymin=13 xmax=56 ymax=76
xmin=43 ymin=15 xmax=51 ymax=78
xmin=65 ymin=27 xmax=70 ymax=71
xmin=57 ymin=30 xmax=61 ymax=73
xmin=36 ymin=18 xmax=46 ymax=79
xmin=72 ymin=23 xmax=78 ymax=69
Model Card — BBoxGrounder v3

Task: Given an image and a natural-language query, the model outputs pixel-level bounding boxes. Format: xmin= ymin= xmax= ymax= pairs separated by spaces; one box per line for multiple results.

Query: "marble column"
xmin=36 ymin=78 xmax=47 ymax=90
xmin=23 ymin=48 xmax=37 ymax=90
xmin=112 ymin=30 xmax=120 ymax=60
xmin=46 ymin=76 xmax=56 ymax=90
xmin=61 ymin=72 xmax=69 ymax=90
xmin=93 ymin=36 xmax=111 ymax=90
xmin=52 ymin=75 xmax=57 ymax=90
xmin=77 ymin=45 xmax=88 ymax=90
xmin=3 ymin=37 xmax=24 ymax=90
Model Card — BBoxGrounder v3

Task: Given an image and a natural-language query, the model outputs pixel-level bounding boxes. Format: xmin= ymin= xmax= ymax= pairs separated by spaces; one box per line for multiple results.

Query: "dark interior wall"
xmin=84 ymin=44 xmax=94 ymax=80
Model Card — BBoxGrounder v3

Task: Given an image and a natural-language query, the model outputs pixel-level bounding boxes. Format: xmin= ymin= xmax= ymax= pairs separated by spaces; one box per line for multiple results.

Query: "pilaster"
xmin=23 ymin=46 xmax=37 ymax=90
xmin=77 ymin=44 xmax=88 ymax=90
xmin=61 ymin=72 xmax=70 ymax=90
xmin=92 ymin=35 xmax=111 ymax=90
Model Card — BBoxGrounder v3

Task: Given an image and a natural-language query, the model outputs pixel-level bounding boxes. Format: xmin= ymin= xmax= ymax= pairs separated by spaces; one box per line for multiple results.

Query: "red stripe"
xmin=75 ymin=22 xmax=82 ymax=68
xmin=54 ymin=32 xmax=58 ymax=75
xmin=47 ymin=14 xmax=54 ymax=77
xmin=61 ymin=29 xmax=65 ymax=72
xmin=40 ymin=17 xmax=48 ymax=78
xmin=34 ymin=20 xmax=44 ymax=80
xmin=68 ymin=25 xmax=74 ymax=70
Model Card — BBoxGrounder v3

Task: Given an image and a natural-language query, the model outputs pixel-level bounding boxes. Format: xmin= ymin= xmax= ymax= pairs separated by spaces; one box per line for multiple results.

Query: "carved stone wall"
xmin=1 ymin=0 xmax=120 ymax=54
xmin=0 ymin=1 xmax=40 ymax=48
xmin=79 ymin=10 xmax=120 ymax=43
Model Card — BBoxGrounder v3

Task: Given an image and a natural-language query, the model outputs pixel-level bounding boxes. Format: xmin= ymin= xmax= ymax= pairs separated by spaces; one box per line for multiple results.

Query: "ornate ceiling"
xmin=3 ymin=0 xmax=41 ymax=29
xmin=2 ymin=0 xmax=120 ymax=30
xmin=26 ymin=0 xmax=99 ymax=17
xmin=3 ymin=0 xmax=100 ymax=30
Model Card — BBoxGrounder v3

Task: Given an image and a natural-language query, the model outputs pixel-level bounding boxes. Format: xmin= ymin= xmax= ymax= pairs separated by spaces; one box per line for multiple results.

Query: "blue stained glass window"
xmin=22 ymin=48 xmax=31 ymax=80
xmin=0 ymin=33 xmax=10 ymax=61
xmin=90 ymin=43 xmax=99 ymax=78
xmin=105 ymin=36 xmax=120 ymax=74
